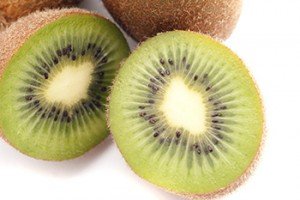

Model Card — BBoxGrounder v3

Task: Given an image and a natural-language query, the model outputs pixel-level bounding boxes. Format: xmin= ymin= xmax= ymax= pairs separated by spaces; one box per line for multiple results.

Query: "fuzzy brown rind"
xmin=103 ymin=0 xmax=243 ymax=42
xmin=0 ymin=0 xmax=82 ymax=31
xmin=106 ymin=30 xmax=265 ymax=199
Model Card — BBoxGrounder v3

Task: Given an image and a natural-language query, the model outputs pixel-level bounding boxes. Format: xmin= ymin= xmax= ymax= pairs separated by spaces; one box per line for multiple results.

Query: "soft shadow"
xmin=11 ymin=136 xmax=113 ymax=177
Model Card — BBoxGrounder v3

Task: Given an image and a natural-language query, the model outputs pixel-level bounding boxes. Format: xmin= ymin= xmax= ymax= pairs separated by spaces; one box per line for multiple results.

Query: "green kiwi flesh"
xmin=0 ymin=14 xmax=130 ymax=160
xmin=109 ymin=31 xmax=264 ymax=197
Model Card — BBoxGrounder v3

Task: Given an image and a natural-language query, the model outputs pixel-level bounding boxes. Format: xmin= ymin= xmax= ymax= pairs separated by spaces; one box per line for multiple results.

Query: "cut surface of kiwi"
xmin=109 ymin=31 xmax=264 ymax=198
xmin=0 ymin=9 xmax=130 ymax=161
xmin=103 ymin=0 xmax=242 ymax=41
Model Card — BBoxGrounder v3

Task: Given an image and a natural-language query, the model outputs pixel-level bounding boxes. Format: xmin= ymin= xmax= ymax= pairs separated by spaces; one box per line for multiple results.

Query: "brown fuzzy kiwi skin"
xmin=0 ymin=8 xmax=114 ymax=160
xmin=103 ymin=0 xmax=243 ymax=42
xmin=0 ymin=0 xmax=82 ymax=30
xmin=106 ymin=31 xmax=265 ymax=199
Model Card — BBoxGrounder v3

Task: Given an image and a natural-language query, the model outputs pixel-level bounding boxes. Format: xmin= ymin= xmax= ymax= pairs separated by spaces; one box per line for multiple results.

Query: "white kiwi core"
xmin=160 ymin=77 xmax=207 ymax=135
xmin=44 ymin=61 xmax=94 ymax=106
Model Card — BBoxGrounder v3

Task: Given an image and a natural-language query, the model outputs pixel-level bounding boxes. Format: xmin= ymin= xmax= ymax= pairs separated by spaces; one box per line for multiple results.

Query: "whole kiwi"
xmin=0 ymin=0 xmax=82 ymax=30
xmin=103 ymin=0 xmax=243 ymax=42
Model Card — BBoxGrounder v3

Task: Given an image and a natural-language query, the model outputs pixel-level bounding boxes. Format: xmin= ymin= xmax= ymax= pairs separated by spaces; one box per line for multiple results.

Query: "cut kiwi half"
xmin=108 ymin=31 xmax=264 ymax=198
xmin=0 ymin=9 xmax=130 ymax=161
xmin=103 ymin=0 xmax=242 ymax=41
xmin=0 ymin=0 xmax=82 ymax=30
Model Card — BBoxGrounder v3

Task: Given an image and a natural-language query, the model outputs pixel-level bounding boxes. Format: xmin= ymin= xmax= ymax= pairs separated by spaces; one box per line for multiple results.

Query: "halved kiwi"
xmin=0 ymin=8 xmax=130 ymax=161
xmin=108 ymin=31 xmax=264 ymax=198
xmin=103 ymin=0 xmax=242 ymax=41
xmin=0 ymin=0 xmax=82 ymax=30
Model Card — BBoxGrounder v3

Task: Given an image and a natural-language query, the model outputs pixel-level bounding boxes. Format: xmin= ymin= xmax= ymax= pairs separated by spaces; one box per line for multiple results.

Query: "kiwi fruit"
xmin=0 ymin=0 xmax=82 ymax=30
xmin=108 ymin=31 xmax=264 ymax=198
xmin=0 ymin=8 xmax=130 ymax=161
xmin=103 ymin=0 xmax=243 ymax=42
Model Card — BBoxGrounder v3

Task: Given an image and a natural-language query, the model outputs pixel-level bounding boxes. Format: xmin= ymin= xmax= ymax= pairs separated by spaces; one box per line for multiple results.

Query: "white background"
xmin=0 ymin=0 xmax=299 ymax=199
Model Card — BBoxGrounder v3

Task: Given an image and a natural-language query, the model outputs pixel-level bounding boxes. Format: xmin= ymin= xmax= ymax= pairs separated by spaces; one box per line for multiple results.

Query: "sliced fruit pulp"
xmin=109 ymin=31 xmax=263 ymax=194
xmin=0 ymin=14 xmax=130 ymax=160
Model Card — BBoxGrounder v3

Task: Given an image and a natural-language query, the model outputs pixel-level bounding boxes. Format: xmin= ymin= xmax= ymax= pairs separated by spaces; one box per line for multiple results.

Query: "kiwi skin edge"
xmin=0 ymin=8 xmax=126 ymax=160
xmin=0 ymin=0 xmax=82 ymax=31
xmin=103 ymin=0 xmax=243 ymax=42
xmin=107 ymin=31 xmax=265 ymax=199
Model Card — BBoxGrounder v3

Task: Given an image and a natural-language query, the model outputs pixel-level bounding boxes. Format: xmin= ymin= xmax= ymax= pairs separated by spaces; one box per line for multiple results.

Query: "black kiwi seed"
xmin=212 ymin=138 xmax=219 ymax=145
xmin=71 ymin=55 xmax=77 ymax=61
xmin=158 ymin=68 xmax=165 ymax=76
xmin=150 ymin=78 xmax=156 ymax=83
xmin=148 ymin=99 xmax=155 ymax=104
xmin=44 ymin=73 xmax=49 ymax=79
xmin=101 ymin=56 xmax=108 ymax=64
xmin=153 ymin=132 xmax=160 ymax=137
xmin=159 ymin=138 xmax=165 ymax=144
xmin=67 ymin=44 xmax=72 ymax=52
xmin=88 ymin=102 xmax=95 ymax=110
xmin=98 ymin=72 xmax=104 ymax=77
xmin=160 ymin=58 xmax=165 ymax=65
xmin=147 ymin=114 xmax=155 ymax=120
xmin=186 ymin=64 xmax=191 ymax=70
xmin=212 ymin=125 xmax=222 ymax=130
xmin=212 ymin=113 xmax=222 ymax=117
xmin=25 ymin=95 xmax=33 ymax=101
xmin=56 ymin=50 xmax=62 ymax=57
xmin=148 ymin=84 xmax=159 ymax=92
xmin=206 ymin=86 xmax=211 ymax=91
xmin=96 ymin=47 xmax=102 ymax=55
xmin=92 ymin=100 xmax=101 ymax=108
xmin=139 ymin=112 xmax=146 ymax=117
xmin=42 ymin=63 xmax=50 ymax=72
xmin=67 ymin=116 xmax=72 ymax=123
xmin=41 ymin=113 xmax=46 ymax=118
xmin=213 ymin=101 xmax=221 ymax=106
xmin=194 ymin=75 xmax=198 ymax=81
xmin=27 ymin=87 xmax=33 ymax=93
xmin=101 ymin=87 xmax=107 ymax=92
xmin=53 ymin=57 xmax=59 ymax=64
xmin=193 ymin=143 xmax=199 ymax=149
xmin=139 ymin=106 xmax=145 ymax=110
xmin=87 ymin=43 xmax=92 ymax=49
xmin=168 ymin=59 xmax=174 ymax=65
xmin=48 ymin=112 xmax=53 ymax=118
xmin=176 ymin=131 xmax=181 ymax=138
xmin=75 ymin=108 xmax=80 ymax=114
xmin=165 ymin=69 xmax=170 ymax=75
xmin=62 ymin=47 xmax=68 ymax=55
xmin=33 ymin=100 xmax=40 ymax=106
xmin=207 ymin=146 xmax=214 ymax=153
xmin=63 ymin=110 xmax=68 ymax=117
xmin=81 ymin=50 xmax=86 ymax=56
xmin=155 ymin=76 xmax=165 ymax=84
xmin=220 ymin=106 xmax=227 ymax=110
xmin=51 ymin=107 xmax=56 ymax=113
xmin=149 ymin=119 xmax=157 ymax=124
